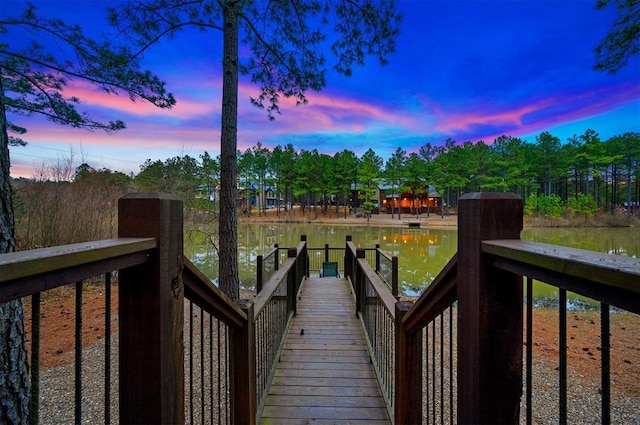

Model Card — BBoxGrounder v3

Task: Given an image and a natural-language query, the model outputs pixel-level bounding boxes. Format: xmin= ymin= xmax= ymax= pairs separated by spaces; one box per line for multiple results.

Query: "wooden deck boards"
xmin=259 ymin=277 xmax=391 ymax=425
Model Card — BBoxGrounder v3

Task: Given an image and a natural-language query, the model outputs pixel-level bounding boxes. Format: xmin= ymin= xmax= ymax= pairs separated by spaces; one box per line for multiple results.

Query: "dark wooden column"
xmin=235 ymin=301 xmax=256 ymax=425
xmin=118 ymin=193 xmax=184 ymax=424
xmin=287 ymin=247 xmax=298 ymax=315
xmin=394 ymin=301 xmax=421 ymax=424
xmin=457 ymin=192 xmax=523 ymax=424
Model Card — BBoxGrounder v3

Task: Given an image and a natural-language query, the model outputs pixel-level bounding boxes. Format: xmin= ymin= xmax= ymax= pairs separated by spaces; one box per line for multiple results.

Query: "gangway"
xmin=259 ymin=276 xmax=390 ymax=424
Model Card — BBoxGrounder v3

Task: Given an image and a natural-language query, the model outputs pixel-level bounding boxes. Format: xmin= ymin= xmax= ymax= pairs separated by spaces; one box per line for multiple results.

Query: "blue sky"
xmin=6 ymin=0 xmax=640 ymax=177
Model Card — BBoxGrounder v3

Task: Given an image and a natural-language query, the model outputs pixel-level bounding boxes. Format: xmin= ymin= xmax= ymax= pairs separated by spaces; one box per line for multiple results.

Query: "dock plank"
xmin=259 ymin=277 xmax=390 ymax=424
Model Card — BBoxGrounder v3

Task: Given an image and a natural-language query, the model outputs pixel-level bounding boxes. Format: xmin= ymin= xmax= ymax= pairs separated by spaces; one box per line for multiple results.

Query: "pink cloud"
xmin=236 ymin=82 xmax=422 ymax=136
xmin=428 ymin=83 xmax=639 ymax=141
xmin=10 ymin=160 xmax=38 ymax=179
xmin=64 ymin=79 xmax=219 ymax=119
xmin=431 ymin=95 xmax=561 ymax=134
xmin=25 ymin=121 xmax=220 ymax=152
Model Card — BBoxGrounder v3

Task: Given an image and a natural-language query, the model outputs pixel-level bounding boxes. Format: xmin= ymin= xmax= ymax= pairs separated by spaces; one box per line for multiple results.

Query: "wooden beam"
xmin=0 ymin=238 xmax=155 ymax=283
xmin=234 ymin=301 xmax=257 ymax=425
xmin=457 ymin=192 xmax=523 ymax=424
xmin=118 ymin=193 xmax=185 ymax=424
xmin=394 ymin=301 xmax=422 ymax=425
xmin=482 ymin=239 xmax=640 ymax=309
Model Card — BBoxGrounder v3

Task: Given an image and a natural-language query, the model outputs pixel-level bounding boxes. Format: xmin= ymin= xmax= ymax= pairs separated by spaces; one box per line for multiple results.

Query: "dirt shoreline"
xmin=236 ymin=206 xmax=638 ymax=228
xmin=238 ymin=206 xmax=459 ymax=228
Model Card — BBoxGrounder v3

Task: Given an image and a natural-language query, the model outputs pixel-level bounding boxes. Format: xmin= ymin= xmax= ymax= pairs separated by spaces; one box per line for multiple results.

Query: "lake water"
xmin=185 ymin=223 xmax=639 ymax=305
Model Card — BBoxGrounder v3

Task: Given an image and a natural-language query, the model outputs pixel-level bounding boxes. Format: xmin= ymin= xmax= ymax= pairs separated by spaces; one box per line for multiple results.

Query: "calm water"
xmin=185 ymin=223 xmax=639 ymax=304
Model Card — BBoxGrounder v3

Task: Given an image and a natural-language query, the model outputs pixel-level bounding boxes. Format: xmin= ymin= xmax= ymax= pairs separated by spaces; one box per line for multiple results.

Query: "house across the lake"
xmin=198 ymin=181 xmax=442 ymax=215
xmin=350 ymin=183 xmax=441 ymax=215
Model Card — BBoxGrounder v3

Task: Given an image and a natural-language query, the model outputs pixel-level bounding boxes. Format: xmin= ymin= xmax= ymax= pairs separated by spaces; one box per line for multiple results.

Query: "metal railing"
xmin=183 ymin=257 xmax=250 ymax=425
xmin=346 ymin=240 xmax=397 ymax=420
xmin=395 ymin=254 xmax=458 ymax=424
xmin=306 ymin=244 xmax=346 ymax=276
xmin=256 ymin=244 xmax=278 ymax=293
xmin=376 ymin=245 xmax=399 ymax=297
xmin=395 ymin=193 xmax=640 ymax=424
xmin=482 ymin=239 xmax=640 ymax=424
xmin=0 ymin=193 xmax=259 ymax=425
xmin=250 ymin=241 xmax=306 ymax=415
xmin=0 ymin=237 xmax=156 ymax=424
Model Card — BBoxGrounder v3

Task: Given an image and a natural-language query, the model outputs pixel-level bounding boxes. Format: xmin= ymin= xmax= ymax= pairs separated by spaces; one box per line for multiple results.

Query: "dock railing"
xmin=344 ymin=237 xmax=398 ymax=420
xmin=0 ymin=236 xmax=157 ymax=424
xmin=306 ymin=242 xmax=346 ymax=276
xmin=249 ymin=240 xmax=307 ymax=417
xmin=256 ymin=243 xmax=278 ymax=293
xmin=0 ymin=193 xmax=260 ymax=424
xmin=376 ymin=244 xmax=399 ymax=297
xmin=394 ymin=192 xmax=640 ymax=424
xmin=4 ymin=191 xmax=638 ymax=424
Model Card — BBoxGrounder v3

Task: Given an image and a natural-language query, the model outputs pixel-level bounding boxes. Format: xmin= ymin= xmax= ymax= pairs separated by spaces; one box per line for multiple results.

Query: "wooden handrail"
xmin=0 ymin=238 xmax=156 ymax=303
xmin=358 ymin=257 xmax=396 ymax=318
xmin=482 ymin=240 xmax=640 ymax=313
xmin=182 ymin=256 xmax=247 ymax=328
xmin=377 ymin=248 xmax=393 ymax=263
xmin=253 ymin=257 xmax=295 ymax=316
xmin=401 ymin=253 xmax=457 ymax=332
xmin=0 ymin=237 xmax=156 ymax=282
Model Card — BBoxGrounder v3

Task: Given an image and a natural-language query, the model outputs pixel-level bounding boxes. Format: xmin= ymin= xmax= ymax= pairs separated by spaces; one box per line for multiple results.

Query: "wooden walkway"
xmin=259 ymin=277 xmax=391 ymax=425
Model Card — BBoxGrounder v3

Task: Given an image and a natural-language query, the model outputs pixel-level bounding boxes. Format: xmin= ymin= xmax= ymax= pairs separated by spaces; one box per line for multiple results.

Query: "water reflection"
xmin=185 ymin=223 xmax=639 ymax=298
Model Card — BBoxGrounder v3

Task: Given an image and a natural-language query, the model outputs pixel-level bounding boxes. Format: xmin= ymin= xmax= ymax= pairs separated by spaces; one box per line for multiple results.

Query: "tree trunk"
xmin=0 ymin=70 xmax=30 ymax=425
xmin=218 ymin=1 xmax=240 ymax=301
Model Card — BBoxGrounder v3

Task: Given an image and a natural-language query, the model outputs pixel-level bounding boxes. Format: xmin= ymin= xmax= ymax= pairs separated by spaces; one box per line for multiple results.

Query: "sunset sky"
xmin=6 ymin=0 xmax=640 ymax=178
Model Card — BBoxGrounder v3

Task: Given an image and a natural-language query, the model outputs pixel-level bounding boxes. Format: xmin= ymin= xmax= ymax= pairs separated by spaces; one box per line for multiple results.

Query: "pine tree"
xmin=108 ymin=0 xmax=401 ymax=300
xmin=1 ymin=4 xmax=174 ymax=422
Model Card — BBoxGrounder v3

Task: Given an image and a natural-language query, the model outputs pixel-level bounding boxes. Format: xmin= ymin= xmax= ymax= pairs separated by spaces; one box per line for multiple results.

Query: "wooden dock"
xmin=259 ymin=277 xmax=391 ymax=425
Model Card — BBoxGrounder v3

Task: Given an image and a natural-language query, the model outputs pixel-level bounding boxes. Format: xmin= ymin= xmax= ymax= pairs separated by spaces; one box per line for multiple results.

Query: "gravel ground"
xmin=418 ymin=308 xmax=639 ymax=425
xmin=37 ymin=301 xmax=231 ymax=425
xmin=36 ymin=304 xmax=639 ymax=424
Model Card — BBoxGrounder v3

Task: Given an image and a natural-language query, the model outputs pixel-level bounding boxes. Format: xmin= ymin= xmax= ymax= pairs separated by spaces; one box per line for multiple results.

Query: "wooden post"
xmin=288 ymin=248 xmax=298 ymax=315
xmin=344 ymin=235 xmax=353 ymax=279
xmin=118 ymin=193 xmax=184 ymax=424
xmin=235 ymin=300 xmax=256 ymax=425
xmin=457 ymin=192 xmax=523 ymax=424
xmin=375 ymin=243 xmax=381 ymax=272
xmin=392 ymin=256 xmax=399 ymax=298
xmin=395 ymin=301 xmax=421 ymax=425
xmin=256 ymin=254 xmax=263 ymax=293
xmin=355 ymin=248 xmax=366 ymax=317
xmin=274 ymin=243 xmax=279 ymax=271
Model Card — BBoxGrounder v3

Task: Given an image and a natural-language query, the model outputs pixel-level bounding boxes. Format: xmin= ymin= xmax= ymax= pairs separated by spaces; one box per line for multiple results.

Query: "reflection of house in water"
xmin=383 ymin=228 xmax=441 ymax=258
xmin=263 ymin=226 xmax=279 ymax=247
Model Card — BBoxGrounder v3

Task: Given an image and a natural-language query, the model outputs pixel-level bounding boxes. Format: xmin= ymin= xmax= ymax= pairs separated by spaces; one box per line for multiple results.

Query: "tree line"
xmin=135 ymin=129 xmax=640 ymax=218
xmin=14 ymin=127 xmax=638 ymax=236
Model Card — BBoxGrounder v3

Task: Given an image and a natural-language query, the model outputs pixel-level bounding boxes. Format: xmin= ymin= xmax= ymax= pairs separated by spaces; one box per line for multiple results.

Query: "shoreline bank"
xmin=236 ymin=206 xmax=638 ymax=228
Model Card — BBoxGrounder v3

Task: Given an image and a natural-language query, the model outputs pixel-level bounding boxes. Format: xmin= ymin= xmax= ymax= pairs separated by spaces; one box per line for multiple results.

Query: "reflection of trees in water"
xmin=188 ymin=224 xmax=637 ymax=296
